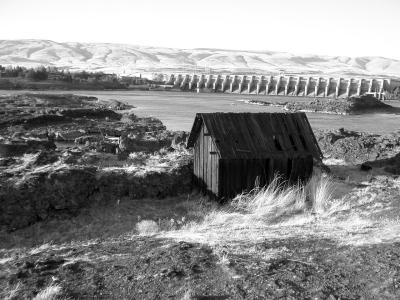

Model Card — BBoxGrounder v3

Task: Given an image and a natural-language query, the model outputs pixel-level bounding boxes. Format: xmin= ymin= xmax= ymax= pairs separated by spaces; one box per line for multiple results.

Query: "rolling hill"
xmin=1 ymin=39 xmax=400 ymax=78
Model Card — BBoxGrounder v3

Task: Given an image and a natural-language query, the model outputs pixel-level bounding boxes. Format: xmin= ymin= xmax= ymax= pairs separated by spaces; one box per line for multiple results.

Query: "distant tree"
xmin=26 ymin=66 xmax=48 ymax=80
xmin=62 ymin=71 xmax=72 ymax=83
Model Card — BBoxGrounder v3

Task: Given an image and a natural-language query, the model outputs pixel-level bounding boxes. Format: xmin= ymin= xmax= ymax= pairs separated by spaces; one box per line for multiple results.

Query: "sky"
xmin=1 ymin=0 xmax=400 ymax=60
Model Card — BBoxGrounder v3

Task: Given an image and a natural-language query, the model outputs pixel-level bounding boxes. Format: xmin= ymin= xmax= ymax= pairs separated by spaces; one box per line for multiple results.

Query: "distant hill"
xmin=1 ymin=39 xmax=400 ymax=78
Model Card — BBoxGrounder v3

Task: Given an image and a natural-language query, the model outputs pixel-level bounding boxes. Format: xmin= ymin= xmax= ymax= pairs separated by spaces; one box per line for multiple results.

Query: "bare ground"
xmin=1 ymin=172 xmax=400 ymax=299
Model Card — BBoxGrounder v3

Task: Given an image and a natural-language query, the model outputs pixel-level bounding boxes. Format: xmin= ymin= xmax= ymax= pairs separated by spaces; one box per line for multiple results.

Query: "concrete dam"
xmin=164 ymin=74 xmax=400 ymax=99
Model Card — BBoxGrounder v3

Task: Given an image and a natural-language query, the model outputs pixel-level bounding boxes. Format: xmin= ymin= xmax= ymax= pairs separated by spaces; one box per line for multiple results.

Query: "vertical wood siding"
xmin=193 ymin=124 xmax=219 ymax=195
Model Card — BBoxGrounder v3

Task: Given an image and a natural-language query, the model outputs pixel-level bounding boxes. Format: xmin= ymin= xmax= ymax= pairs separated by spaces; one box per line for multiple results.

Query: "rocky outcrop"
xmin=0 ymin=158 xmax=192 ymax=230
xmin=0 ymin=140 xmax=56 ymax=157
xmin=0 ymin=93 xmax=194 ymax=230
xmin=285 ymin=95 xmax=395 ymax=114
xmin=316 ymin=128 xmax=400 ymax=166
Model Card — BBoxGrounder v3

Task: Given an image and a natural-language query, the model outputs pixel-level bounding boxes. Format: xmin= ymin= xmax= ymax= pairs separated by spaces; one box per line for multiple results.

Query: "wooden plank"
xmin=297 ymin=156 xmax=306 ymax=182
xmin=212 ymin=142 xmax=218 ymax=195
xmin=207 ymin=114 xmax=232 ymax=158
xmin=269 ymin=158 xmax=275 ymax=181
xmin=302 ymin=114 xmax=323 ymax=159
xmin=304 ymin=155 xmax=314 ymax=179
xmin=204 ymin=128 xmax=208 ymax=190
xmin=294 ymin=113 xmax=315 ymax=154
xmin=249 ymin=115 xmax=273 ymax=153
xmin=285 ymin=115 xmax=305 ymax=152
xmin=225 ymin=114 xmax=246 ymax=158
xmin=200 ymin=125 xmax=205 ymax=189
xmin=286 ymin=157 xmax=293 ymax=181
xmin=273 ymin=114 xmax=291 ymax=152
xmin=256 ymin=114 xmax=276 ymax=153
xmin=194 ymin=140 xmax=198 ymax=178
xmin=241 ymin=116 xmax=260 ymax=156
xmin=218 ymin=159 xmax=222 ymax=197
xmin=207 ymin=136 xmax=212 ymax=193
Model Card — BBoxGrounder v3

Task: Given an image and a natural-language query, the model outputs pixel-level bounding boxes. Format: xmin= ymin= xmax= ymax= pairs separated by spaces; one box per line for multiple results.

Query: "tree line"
xmin=0 ymin=65 xmax=148 ymax=85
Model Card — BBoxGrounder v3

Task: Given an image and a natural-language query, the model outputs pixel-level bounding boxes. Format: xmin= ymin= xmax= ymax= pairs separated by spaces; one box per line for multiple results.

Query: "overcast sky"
xmin=1 ymin=0 xmax=399 ymax=60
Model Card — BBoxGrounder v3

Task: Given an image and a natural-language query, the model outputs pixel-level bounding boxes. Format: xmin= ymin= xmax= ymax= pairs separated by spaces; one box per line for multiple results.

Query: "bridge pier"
xmin=346 ymin=79 xmax=352 ymax=97
xmin=284 ymin=77 xmax=290 ymax=95
xmin=180 ymin=75 xmax=190 ymax=90
xmin=188 ymin=75 xmax=197 ymax=90
xmin=325 ymin=78 xmax=331 ymax=97
xmin=248 ymin=76 xmax=256 ymax=94
xmin=335 ymin=78 xmax=342 ymax=98
xmin=294 ymin=76 xmax=300 ymax=96
xmin=213 ymin=75 xmax=222 ymax=91
xmin=197 ymin=75 xmax=205 ymax=89
xmin=356 ymin=79 xmax=362 ymax=96
xmin=205 ymin=75 xmax=213 ymax=89
xmin=368 ymin=79 xmax=374 ymax=93
xmin=304 ymin=77 xmax=311 ymax=96
xmin=230 ymin=76 xmax=239 ymax=93
xmin=221 ymin=75 xmax=230 ymax=92
xmin=256 ymin=76 xmax=266 ymax=94
xmin=275 ymin=77 xmax=281 ymax=95
xmin=315 ymin=78 xmax=321 ymax=96
xmin=265 ymin=76 xmax=273 ymax=95
xmin=173 ymin=74 xmax=183 ymax=88
xmin=238 ymin=76 xmax=246 ymax=93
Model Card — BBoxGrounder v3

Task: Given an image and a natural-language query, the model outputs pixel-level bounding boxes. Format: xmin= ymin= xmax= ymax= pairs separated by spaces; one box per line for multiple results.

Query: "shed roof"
xmin=187 ymin=112 xmax=322 ymax=159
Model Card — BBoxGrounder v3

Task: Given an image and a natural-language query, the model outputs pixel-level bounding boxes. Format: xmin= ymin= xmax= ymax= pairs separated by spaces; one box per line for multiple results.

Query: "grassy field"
xmin=1 ymin=169 xmax=400 ymax=299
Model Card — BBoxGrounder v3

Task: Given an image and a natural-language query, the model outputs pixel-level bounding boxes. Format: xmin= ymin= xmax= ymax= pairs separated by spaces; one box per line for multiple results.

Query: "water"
xmin=2 ymin=90 xmax=400 ymax=133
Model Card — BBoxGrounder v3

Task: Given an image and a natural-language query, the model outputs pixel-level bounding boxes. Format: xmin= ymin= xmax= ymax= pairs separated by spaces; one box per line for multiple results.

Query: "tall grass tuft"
xmin=231 ymin=174 xmax=336 ymax=219
xmin=33 ymin=284 xmax=61 ymax=300
xmin=306 ymin=175 xmax=335 ymax=215
xmin=136 ymin=220 xmax=160 ymax=235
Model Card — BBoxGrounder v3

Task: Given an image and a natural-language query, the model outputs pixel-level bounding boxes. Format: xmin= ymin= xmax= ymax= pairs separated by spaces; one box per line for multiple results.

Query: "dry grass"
xmin=3 ymin=282 xmax=21 ymax=300
xmin=136 ymin=220 xmax=160 ymax=235
xmin=0 ymin=194 xmax=214 ymax=249
xmin=163 ymin=174 xmax=400 ymax=249
xmin=103 ymin=148 xmax=191 ymax=175
xmin=231 ymin=174 xmax=336 ymax=219
xmin=32 ymin=284 xmax=61 ymax=300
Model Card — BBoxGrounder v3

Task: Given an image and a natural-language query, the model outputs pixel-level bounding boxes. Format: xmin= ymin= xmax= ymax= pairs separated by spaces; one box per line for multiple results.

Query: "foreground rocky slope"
xmin=0 ymin=93 xmax=191 ymax=230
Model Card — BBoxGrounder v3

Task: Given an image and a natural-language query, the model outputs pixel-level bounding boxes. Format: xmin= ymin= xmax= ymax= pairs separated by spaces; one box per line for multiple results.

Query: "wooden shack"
xmin=186 ymin=112 xmax=322 ymax=198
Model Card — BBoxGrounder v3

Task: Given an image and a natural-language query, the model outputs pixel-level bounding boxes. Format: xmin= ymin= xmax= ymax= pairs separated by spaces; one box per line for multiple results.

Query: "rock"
xmin=59 ymin=108 xmax=121 ymax=120
xmin=34 ymin=150 xmax=60 ymax=165
xmin=315 ymin=128 xmax=400 ymax=165
xmin=285 ymin=95 xmax=395 ymax=115
xmin=0 ymin=139 xmax=56 ymax=157
xmin=0 ymin=157 xmax=16 ymax=166
xmin=171 ymin=131 xmax=189 ymax=149
xmin=104 ymin=99 xmax=134 ymax=110
xmin=360 ymin=163 xmax=372 ymax=171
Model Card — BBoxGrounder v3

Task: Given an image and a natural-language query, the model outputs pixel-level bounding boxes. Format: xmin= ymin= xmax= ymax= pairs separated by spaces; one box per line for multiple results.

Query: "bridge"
xmin=164 ymin=74 xmax=400 ymax=99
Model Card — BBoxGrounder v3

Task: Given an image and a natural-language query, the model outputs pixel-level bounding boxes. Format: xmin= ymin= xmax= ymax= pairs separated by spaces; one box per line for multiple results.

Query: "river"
xmin=2 ymin=90 xmax=400 ymax=133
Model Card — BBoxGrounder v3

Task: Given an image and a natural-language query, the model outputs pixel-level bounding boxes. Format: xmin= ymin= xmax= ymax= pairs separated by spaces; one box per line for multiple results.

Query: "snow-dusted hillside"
xmin=1 ymin=39 xmax=400 ymax=77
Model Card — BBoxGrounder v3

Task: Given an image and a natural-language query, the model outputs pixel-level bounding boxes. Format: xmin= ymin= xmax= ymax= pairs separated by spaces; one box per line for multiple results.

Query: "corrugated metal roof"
xmin=187 ymin=112 xmax=322 ymax=159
